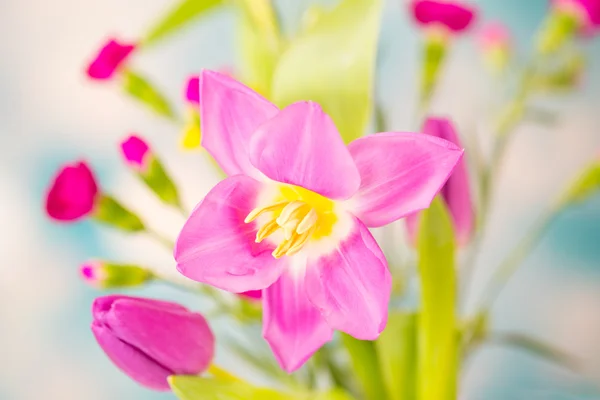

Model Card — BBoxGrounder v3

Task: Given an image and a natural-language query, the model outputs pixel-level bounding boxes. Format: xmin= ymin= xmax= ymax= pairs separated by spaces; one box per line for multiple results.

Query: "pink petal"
xmin=200 ymin=70 xmax=278 ymax=178
xmin=92 ymin=322 xmax=173 ymax=391
xmin=45 ymin=161 xmax=99 ymax=221
xmin=347 ymin=132 xmax=464 ymax=227
xmin=412 ymin=0 xmax=476 ymax=32
xmin=249 ymin=101 xmax=360 ymax=200
xmin=405 ymin=118 xmax=474 ymax=245
xmin=174 ymin=175 xmax=284 ymax=292
xmin=120 ymin=135 xmax=150 ymax=170
xmin=305 ymin=218 xmax=391 ymax=340
xmin=239 ymin=290 xmax=262 ymax=300
xmin=86 ymin=38 xmax=135 ymax=80
xmin=263 ymin=270 xmax=333 ymax=372
xmin=100 ymin=298 xmax=214 ymax=376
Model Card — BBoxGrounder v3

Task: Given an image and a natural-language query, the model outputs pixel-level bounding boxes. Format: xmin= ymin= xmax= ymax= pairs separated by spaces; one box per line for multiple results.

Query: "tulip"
xmin=538 ymin=0 xmax=600 ymax=53
xmin=86 ymin=38 xmax=136 ymax=80
xmin=80 ymin=261 xmax=153 ymax=289
xmin=174 ymin=70 xmax=463 ymax=372
xmin=411 ymin=0 xmax=477 ymax=36
xmin=91 ymin=295 xmax=214 ymax=391
xmin=239 ymin=290 xmax=262 ymax=301
xmin=45 ymin=161 xmax=99 ymax=221
xmin=120 ymin=135 xmax=182 ymax=209
xmin=553 ymin=0 xmax=600 ymax=34
xmin=405 ymin=118 xmax=474 ymax=246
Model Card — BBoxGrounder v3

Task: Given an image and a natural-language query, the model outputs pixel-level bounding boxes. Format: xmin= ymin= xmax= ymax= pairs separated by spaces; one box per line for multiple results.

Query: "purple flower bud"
xmin=91 ymin=295 xmax=214 ymax=391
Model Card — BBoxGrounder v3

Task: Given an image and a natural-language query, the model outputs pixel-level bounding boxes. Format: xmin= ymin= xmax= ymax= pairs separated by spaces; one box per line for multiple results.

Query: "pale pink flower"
xmin=174 ymin=71 xmax=463 ymax=372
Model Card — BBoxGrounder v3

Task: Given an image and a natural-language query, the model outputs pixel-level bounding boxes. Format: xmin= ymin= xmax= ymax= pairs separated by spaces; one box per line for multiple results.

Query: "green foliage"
xmin=271 ymin=0 xmax=382 ymax=143
xmin=100 ymin=263 xmax=153 ymax=288
xmin=169 ymin=376 xmax=290 ymax=400
xmin=341 ymin=333 xmax=386 ymax=400
xmin=537 ymin=10 xmax=579 ymax=55
xmin=140 ymin=156 xmax=182 ymax=209
xmin=122 ymin=70 xmax=175 ymax=120
xmin=375 ymin=311 xmax=418 ymax=400
xmin=142 ymin=0 xmax=224 ymax=46
xmin=417 ymin=198 xmax=458 ymax=400
xmin=92 ymin=194 xmax=145 ymax=232
xmin=561 ymin=162 xmax=600 ymax=205
xmin=420 ymin=38 xmax=446 ymax=106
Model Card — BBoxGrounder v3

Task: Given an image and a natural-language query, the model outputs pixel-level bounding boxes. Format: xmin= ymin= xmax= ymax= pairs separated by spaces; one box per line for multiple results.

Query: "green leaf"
xmin=561 ymin=162 xmax=600 ymax=205
xmin=271 ymin=0 xmax=382 ymax=143
xmin=122 ymin=70 xmax=175 ymax=120
xmin=169 ymin=376 xmax=290 ymax=400
xmin=340 ymin=334 xmax=386 ymax=400
xmin=313 ymin=389 xmax=355 ymax=400
xmin=92 ymin=194 xmax=145 ymax=232
xmin=236 ymin=0 xmax=283 ymax=96
xmin=375 ymin=311 xmax=418 ymax=400
xmin=417 ymin=198 xmax=458 ymax=400
xmin=100 ymin=262 xmax=153 ymax=288
xmin=141 ymin=0 xmax=225 ymax=47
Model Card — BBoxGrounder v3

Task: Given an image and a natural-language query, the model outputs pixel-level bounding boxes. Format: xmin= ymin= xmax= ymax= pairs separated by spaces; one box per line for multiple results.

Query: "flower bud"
xmin=80 ymin=261 xmax=153 ymax=289
xmin=239 ymin=290 xmax=262 ymax=301
xmin=411 ymin=0 xmax=477 ymax=35
xmin=120 ymin=135 xmax=182 ymax=209
xmin=478 ymin=22 xmax=511 ymax=73
xmin=45 ymin=161 xmax=99 ymax=222
xmin=92 ymin=295 xmax=214 ymax=391
xmin=406 ymin=118 xmax=474 ymax=246
xmin=86 ymin=38 xmax=135 ymax=80
xmin=181 ymin=75 xmax=202 ymax=150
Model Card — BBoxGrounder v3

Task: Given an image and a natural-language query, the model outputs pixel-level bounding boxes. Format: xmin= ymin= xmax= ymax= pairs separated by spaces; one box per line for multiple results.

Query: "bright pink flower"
xmin=239 ymin=290 xmax=262 ymax=300
xmin=411 ymin=0 xmax=476 ymax=33
xmin=92 ymin=295 xmax=214 ymax=391
xmin=553 ymin=0 xmax=600 ymax=34
xmin=406 ymin=118 xmax=474 ymax=246
xmin=45 ymin=161 xmax=99 ymax=221
xmin=185 ymin=75 xmax=200 ymax=105
xmin=86 ymin=38 xmax=135 ymax=80
xmin=174 ymin=71 xmax=464 ymax=372
xmin=121 ymin=135 xmax=150 ymax=172
xmin=478 ymin=21 xmax=511 ymax=51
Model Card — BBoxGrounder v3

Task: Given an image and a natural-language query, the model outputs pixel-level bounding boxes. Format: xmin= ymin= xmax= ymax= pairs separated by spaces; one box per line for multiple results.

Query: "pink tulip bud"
xmin=411 ymin=0 xmax=477 ymax=35
xmin=80 ymin=261 xmax=153 ymax=289
xmin=478 ymin=21 xmax=511 ymax=51
xmin=553 ymin=0 xmax=600 ymax=34
xmin=239 ymin=290 xmax=262 ymax=300
xmin=185 ymin=75 xmax=200 ymax=106
xmin=406 ymin=118 xmax=474 ymax=246
xmin=86 ymin=38 xmax=136 ymax=80
xmin=91 ymin=295 xmax=214 ymax=391
xmin=120 ymin=135 xmax=151 ymax=172
xmin=45 ymin=161 xmax=99 ymax=222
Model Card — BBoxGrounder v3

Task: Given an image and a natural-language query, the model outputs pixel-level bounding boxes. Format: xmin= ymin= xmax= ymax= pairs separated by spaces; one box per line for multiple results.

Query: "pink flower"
xmin=86 ymin=38 xmax=136 ymax=80
xmin=45 ymin=161 xmax=99 ymax=221
xmin=174 ymin=71 xmax=464 ymax=372
xmin=478 ymin=21 xmax=511 ymax=51
xmin=239 ymin=290 xmax=262 ymax=300
xmin=411 ymin=0 xmax=477 ymax=33
xmin=121 ymin=135 xmax=150 ymax=172
xmin=553 ymin=0 xmax=600 ymax=34
xmin=92 ymin=295 xmax=214 ymax=391
xmin=405 ymin=118 xmax=474 ymax=246
xmin=185 ymin=75 xmax=200 ymax=105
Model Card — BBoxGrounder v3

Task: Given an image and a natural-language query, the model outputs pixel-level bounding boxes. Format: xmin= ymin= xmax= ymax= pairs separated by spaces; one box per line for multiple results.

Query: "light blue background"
xmin=1 ymin=0 xmax=600 ymax=399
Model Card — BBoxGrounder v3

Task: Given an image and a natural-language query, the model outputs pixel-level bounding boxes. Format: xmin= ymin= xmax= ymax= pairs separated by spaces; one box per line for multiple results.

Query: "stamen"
xmin=272 ymin=237 xmax=294 ymax=259
xmin=286 ymin=227 xmax=315 ymax=256
xmin=244 ymin=201 xmax=287 ymax=223
xmin=255 ymin=219 xmax=279 ymax=243
xmin=296 ymin=208 xmax=318 ymax=234
xmin=276 ymin=201 xmax=305 ymax=226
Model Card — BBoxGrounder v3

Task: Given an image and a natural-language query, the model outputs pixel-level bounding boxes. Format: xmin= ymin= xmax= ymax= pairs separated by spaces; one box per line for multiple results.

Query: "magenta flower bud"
xmin=553 ymin=0 xmax=600 ymax=34
xmin=239 ymin=290 xmax=262 ymax=301
xmin=406 ymin=118 xmax=474 ymax=246
xmin=45 ymin=161 xmax=99 ymax=222
xmin=80 ymin=261 xmax=153 ymax=289
xmin=91 ymin=295 xmax=214 ymax=391
xmin=185 ymin=75 xmax=200 ymax=106
xmin=121 ymin=135 xmax=150 ymax=172
xmin=86 ymin=38 xmax=136 ymax=80
xmin=411 ymin=0 xmax=477 ymax=35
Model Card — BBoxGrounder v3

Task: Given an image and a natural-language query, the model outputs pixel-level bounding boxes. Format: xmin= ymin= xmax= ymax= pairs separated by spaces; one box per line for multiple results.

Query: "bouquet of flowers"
xmin=43 ymin=0 xmax=600 ymax=398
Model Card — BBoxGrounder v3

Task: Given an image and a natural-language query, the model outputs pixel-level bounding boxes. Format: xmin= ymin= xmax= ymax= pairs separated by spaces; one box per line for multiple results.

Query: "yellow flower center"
xmin=245 ymin=185 xmax=337 ymax=259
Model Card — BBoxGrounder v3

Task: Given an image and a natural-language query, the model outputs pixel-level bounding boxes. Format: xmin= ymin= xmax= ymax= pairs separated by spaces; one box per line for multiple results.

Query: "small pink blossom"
xmin=45 ymin=161 xmax=99 ymax=222
xmin=185 ymin=75 xmax=200 ymax=105
xmin=80 ymin=261 xmax=105 ymax=286
xmin=86 ymin=38 xmax=136 ymax=80
xmin=478 ymin=21 xmax=511 ymax=51
xmin=174 ymin=70 xmax=464 ymax=372
xmin=120 ymin=135 xmax=150 ymax=172
xmin=406 ymin=118 xmax=474 ymax=246
xmin=92 ymin=295 xmax=214 ymax=391
xmin=411 ymin=0 xmax=477 ymax=33
xmin=239 ymin=290 xmax=262 ymax=300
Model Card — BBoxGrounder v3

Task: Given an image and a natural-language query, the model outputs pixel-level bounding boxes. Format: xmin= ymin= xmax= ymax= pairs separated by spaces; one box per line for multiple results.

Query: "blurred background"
xmin=1 ymin=0 xmax=600 ymax=399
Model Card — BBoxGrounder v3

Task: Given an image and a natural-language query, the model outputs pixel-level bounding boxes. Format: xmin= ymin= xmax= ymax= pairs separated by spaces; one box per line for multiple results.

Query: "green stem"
xmin=207 ymin=364 xmax=242 ymax=382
